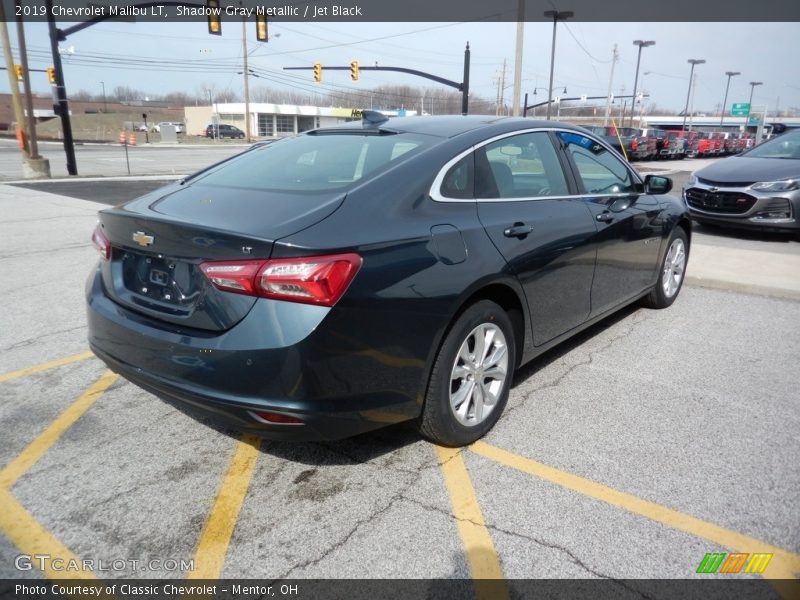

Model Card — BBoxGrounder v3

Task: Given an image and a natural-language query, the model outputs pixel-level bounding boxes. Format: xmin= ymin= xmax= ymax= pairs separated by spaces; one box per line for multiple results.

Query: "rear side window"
xmin=440 ymin=154 xmax=474 ymax=199
xmin=194 ymin=133 xmax=430 ymax=192
xmin=476 ymin=132 xmax=569 ymax=199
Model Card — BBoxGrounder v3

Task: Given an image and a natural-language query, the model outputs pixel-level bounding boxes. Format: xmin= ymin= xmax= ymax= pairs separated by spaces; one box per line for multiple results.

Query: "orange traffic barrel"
xmin=127 ymin=133 xmax=136 ymax=146
xmin=119 ymin=131 xmax=126 ymax=144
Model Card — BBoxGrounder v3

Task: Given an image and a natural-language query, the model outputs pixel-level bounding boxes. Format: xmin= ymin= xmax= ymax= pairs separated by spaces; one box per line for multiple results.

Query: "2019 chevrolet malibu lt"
xmin=684 ymin=128 xmax=800 ymax=232
xmin=86 ymin=114 xmax=690 ymax=446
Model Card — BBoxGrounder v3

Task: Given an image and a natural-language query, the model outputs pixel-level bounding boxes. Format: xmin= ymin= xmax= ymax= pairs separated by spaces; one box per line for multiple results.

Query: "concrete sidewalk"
xmin=685 ymin=241 xmax=800 ymax=301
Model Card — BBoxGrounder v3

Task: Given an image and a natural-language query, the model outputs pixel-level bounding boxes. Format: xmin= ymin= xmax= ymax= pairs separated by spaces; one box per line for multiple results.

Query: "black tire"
xmin=643 ymin=226 xmax=689 ymax=309
xmin=417 ymin=300 xmax=516 ymax=447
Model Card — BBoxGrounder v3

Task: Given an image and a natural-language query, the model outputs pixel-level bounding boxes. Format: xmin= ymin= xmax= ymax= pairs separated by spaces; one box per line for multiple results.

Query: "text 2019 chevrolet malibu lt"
xmin=87 ymin=115 xmax=690 ymax=446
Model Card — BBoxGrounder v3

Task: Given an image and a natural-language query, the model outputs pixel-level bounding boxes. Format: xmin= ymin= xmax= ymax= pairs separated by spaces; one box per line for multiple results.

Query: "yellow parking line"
xmin=470 ymin=441 xmax=800 ymax=580
xmin=0 ymin=488 xmax=97 ymax=579
xmin=186 ymin=435 xmax=261 ymax=580
xmin=435 ymin=446 xmax=509 ymax=600
xmin=0 ymin=351 xmax=95 ymax=384
xmin=0 ymin=371 xmax=118 ymax=489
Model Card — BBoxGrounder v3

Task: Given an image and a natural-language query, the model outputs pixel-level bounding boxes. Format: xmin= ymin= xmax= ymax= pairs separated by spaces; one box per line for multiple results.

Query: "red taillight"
xmin=200 ymin=253 xmax=361 ymax=307
xmin=198 ymin=260 xmax=265 ymax=295
xmin=631 ymin=139 xmax=639 ymax=151
xmin=92 ymin=224 xmax=110 ymax=260
xmin=248 ymin=410 xmax=303 ymax=425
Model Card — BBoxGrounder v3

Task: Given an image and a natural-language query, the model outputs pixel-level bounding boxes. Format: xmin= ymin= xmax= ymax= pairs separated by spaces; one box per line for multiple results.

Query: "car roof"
xmin=311 ymin=115 xmax=589 ymax=138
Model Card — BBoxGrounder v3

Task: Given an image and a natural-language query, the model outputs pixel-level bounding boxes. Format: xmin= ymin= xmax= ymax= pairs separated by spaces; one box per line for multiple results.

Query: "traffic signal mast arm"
xmin=523 ymin=93 xmax=648 ymax=116
xmin=284 ymin=65 xmax=466 ymax=92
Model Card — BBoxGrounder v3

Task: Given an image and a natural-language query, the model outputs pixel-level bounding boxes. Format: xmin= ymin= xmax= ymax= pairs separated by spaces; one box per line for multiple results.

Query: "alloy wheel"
xmin=449 ymin=323 xmax=509 ymax=427
xmin=662 ymin=238 xmax=686 ymax=298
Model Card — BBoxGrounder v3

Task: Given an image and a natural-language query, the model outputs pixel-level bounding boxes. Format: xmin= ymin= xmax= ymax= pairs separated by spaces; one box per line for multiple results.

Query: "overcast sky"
xmin=4 ymin=19 xmax=800 ymax=114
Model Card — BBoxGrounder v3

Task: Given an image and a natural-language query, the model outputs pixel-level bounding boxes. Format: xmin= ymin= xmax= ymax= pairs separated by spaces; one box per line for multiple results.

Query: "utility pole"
xmin=511 ymin=0 xmax=525 ymax=116
xmin=0 ymin=2 xmax=28 ymax=157
xmin=241 ymin=4 xmax=251 ymax=142
xmin=603 ymin=44 xmax=618 ymax=126
xmin=15 ymin=6 xmax=40 ymax=162
xmin=499 ymin=59 xmax=507 ymax=115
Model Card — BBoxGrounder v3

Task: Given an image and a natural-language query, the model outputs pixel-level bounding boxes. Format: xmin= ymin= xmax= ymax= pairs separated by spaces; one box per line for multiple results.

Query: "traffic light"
xmin=350 ymin=60 xmax=359 ymax=81
xmin=46 ymin=67 xmax=56 ymax=85
xmin=313 ymin=63 xmax=322 ymax=82
xmin=207 ymin=0 xmax=221 ymax=36
xmin=14 ymin=64 xmax=23 ymax=82
xmin=255 ymin=13 xmax=268 ymax=42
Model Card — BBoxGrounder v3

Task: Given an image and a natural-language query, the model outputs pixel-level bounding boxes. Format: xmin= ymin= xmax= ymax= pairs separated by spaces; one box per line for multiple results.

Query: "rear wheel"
xmin=643 ymin=227 xmax=688 ymax=309
xmin=418 ymin=300 xmax=516 ymax=447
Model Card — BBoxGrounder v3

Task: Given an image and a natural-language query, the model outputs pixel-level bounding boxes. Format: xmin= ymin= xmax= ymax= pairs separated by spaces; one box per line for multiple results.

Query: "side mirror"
xmin=644 ymin=174 xmax=673 ymax=195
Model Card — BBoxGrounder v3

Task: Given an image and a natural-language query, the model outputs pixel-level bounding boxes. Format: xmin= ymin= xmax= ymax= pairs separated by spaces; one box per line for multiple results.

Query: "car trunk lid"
xmin=97 ymin=182 xmax=345 ymax=332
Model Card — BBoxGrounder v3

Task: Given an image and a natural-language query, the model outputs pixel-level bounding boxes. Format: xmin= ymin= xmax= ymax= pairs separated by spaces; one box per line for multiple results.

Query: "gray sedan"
xmin=683 ymin=129 xmax=800 ymax=231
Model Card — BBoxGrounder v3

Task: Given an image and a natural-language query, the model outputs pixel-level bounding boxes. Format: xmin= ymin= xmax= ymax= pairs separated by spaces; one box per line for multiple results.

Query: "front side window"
xmin=557 ymin=132 xmax=636 ymax=194
xmin=476 ymin=132 xmax=569 ymax=199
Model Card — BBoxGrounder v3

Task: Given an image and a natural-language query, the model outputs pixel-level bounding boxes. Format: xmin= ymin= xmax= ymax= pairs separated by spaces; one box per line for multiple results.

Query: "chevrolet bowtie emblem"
xmin=132 ymin=231 xmax=154 ymax=247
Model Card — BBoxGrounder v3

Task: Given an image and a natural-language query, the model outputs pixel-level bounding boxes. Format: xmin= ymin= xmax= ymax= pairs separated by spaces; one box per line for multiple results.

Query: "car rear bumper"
xmin=86 ymin=268 xmax=424 ymax=441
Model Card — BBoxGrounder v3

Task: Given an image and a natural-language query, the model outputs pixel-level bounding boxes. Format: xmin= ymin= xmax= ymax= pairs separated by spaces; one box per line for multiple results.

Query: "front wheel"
xmin=643 ymin=227 xmax=689 ymax=309
xmin=418 ymin=300 xmax=516 ymax=447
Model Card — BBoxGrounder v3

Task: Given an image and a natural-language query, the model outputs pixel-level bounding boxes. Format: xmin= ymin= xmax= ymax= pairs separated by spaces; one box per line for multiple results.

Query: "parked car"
xmin=154 ymin=122 xmax=184 ymax=134
xmin=684 ymin=128 xmax=800 ymax=232
xmin=87 ymin=115 xmax=690 ymax=446
xmin=641 ymin=128 xmax=669 ymax=158
xmin=584 ymin=126 xmax=652 ymax=161
xmin=206 ymin=124 xmax=245 ymax=139
xmin=665 ymin=131 xmax=690 ymax=159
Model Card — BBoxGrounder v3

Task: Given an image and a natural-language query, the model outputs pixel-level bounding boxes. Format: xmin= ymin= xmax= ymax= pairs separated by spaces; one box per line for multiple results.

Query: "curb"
xmin=685 ymin=276 xmax=800 ymax=302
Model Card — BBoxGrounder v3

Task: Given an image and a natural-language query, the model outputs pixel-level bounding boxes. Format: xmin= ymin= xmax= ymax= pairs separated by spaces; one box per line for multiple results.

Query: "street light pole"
xmin=629 ymin=40 xmax=655 ymax=127
xmin=638 ymin=71 xmax=651 ymax=124
xmin=747 ymin=81 xmax=763 ymax=129
xmin=544 ymin=9 xmax=573 ymax=121
xmin=681 ymin=58 xmax=705 ymax=132
xmin=719 ymin=71 xmax=740 ymax=128
xmin=100 ymin=80 xmax=106 ymax=113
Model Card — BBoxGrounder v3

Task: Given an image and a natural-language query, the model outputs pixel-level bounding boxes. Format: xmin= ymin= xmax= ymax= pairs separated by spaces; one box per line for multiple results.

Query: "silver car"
xmin=684 ymin=129 xmax=800 ymax=232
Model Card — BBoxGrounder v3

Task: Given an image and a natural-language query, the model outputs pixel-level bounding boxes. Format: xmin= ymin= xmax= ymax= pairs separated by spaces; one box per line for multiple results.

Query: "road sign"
xmin=748 ymin=114 xmax=762 ymax=125
xmin=730 ymin=103 xmax=750 ymax=116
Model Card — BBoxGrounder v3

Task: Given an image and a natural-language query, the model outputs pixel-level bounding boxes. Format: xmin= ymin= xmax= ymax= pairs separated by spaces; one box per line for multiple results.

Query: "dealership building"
xmin=183 ymin=103 xmax=417 ymax=137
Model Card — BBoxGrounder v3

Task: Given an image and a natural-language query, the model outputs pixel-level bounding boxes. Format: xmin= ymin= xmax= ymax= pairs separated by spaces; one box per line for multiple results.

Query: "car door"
xmin=555 ymin=131 xmax=663 ymax=318
xmin=475 ymin=130 xmax=598 ymax=346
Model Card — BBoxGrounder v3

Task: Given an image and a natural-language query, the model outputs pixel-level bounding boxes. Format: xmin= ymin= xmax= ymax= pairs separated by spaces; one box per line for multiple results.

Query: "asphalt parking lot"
xmin=0 ymin=172 xmax=798 ymax=597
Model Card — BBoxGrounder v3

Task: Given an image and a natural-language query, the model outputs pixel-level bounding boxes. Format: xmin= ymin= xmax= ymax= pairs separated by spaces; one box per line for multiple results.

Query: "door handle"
xmin=596 ymin=212 xmax=614 ymax=223
xmin=503 ymin=223 xmax=534 ymax=238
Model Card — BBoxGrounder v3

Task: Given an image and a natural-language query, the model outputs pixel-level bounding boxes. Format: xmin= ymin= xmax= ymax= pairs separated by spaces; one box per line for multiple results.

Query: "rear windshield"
xmin=193 ymin=132 xmax=431 ymax=192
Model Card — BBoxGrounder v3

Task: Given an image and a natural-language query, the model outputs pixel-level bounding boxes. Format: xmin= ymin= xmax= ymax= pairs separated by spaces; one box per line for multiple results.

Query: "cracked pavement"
xmin=0 ymin=182 xmax=798 ymax=584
